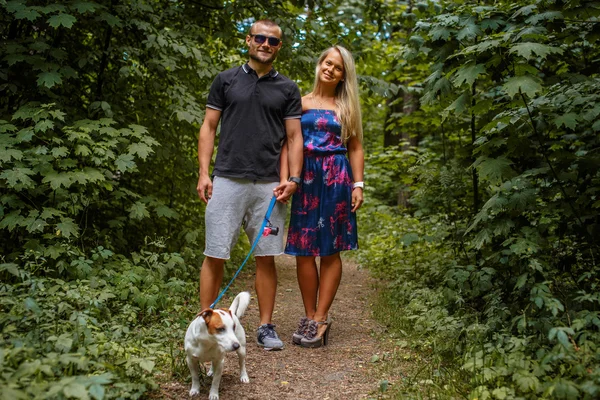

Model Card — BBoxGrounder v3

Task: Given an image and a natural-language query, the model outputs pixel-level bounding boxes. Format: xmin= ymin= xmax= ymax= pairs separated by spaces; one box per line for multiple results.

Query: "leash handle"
xmin=209 ymin=195 xmax=278 ymax=309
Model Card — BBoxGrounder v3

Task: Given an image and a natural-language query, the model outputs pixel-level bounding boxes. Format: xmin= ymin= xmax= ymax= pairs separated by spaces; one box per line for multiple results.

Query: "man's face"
xmin=246 ymin=23 xmax=282 ymax=65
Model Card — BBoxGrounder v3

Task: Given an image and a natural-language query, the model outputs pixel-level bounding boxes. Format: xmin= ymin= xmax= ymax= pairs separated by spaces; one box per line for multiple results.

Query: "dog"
xmin=184 ymin=292 xmax=251 ymax=399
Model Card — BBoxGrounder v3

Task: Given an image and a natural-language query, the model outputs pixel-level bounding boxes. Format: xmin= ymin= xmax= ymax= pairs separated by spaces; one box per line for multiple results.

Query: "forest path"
xmin=158 ymin=253 xmax=392 ymax=399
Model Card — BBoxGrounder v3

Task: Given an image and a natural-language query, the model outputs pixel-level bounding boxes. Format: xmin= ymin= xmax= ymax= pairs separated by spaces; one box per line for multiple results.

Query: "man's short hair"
xmin=249 ymin=19 xmax=282 ymax=37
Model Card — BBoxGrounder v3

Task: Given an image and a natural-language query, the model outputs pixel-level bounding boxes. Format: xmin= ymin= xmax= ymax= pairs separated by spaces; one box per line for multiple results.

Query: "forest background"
xmin=1 ymin=0 xmax=599 ymax=399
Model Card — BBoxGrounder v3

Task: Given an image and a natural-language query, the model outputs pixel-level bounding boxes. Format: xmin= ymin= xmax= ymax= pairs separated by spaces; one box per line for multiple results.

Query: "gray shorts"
xmin=204 ymin=176 xmax=286 ymax=259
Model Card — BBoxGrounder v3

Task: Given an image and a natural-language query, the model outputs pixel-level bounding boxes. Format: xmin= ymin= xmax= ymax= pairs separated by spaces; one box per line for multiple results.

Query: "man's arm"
xmin=196 ymin=108 xmax=222 ymax=203
xmin=273 ymin=118 xmax=302 ymax=202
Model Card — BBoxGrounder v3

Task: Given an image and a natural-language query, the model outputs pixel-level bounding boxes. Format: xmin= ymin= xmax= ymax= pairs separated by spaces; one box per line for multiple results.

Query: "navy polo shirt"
xmin=206 ymin=63 xmax=302 ymax=182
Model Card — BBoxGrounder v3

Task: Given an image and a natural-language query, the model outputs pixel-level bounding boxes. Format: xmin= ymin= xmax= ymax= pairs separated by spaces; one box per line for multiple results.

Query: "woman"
xmin=284 ymin=45 xmax=364 ymax=348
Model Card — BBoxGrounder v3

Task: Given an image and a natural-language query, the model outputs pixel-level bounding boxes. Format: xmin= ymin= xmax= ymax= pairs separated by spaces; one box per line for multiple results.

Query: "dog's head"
xmin=198 ymin=308 xmax=241 ymax=352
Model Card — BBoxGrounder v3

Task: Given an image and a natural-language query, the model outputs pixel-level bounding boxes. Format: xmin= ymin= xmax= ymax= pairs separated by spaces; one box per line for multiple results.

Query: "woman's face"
xmin=318 ymin=49 xmax=344 ymax=86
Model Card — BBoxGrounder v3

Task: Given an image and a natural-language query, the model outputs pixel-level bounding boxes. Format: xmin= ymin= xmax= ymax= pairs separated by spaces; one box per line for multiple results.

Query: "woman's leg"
xmin=296 ymin=256 xmax=319 ymax=319
xmin=313 ymin=253 xmax=342 ymax=322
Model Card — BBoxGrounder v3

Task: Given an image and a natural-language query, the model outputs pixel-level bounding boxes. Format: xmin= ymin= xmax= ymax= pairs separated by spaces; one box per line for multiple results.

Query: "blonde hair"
xmin=313 ymin=45 xmax=363 ymax=143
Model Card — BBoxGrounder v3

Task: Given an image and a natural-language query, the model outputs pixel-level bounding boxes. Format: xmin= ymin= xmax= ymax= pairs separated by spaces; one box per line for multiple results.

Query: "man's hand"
xmin=273 ymin=181 xmax=298 ymax=204
xmin=197 ymin=175 xmax=213 ymax=204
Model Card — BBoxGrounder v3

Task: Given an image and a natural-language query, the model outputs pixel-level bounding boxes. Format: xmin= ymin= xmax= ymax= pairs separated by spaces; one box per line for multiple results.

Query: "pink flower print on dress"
xmin=296 ymin=193 xmax=319 ymax=215
xmin=315 ymin=117 xmax=329 ymax=132
xmin=303 ymin=170 xmax=315 ymax=185
xmin=323 ymin=157 xmax=351 ymax=187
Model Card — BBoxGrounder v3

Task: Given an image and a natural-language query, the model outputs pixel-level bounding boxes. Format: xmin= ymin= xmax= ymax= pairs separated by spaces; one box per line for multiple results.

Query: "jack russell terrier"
xmin=184 ymin=291 xmax=251 ymax=399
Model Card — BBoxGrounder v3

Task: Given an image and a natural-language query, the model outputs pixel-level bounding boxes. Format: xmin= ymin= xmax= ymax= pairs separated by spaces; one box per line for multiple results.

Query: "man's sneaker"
xmin=256 ymin=323 xmax=284 ymax=350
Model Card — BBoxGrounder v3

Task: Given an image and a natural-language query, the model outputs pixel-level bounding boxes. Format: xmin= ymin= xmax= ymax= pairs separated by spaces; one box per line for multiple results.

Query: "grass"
xmin=367 ymin=286 xmax=471 ymax=399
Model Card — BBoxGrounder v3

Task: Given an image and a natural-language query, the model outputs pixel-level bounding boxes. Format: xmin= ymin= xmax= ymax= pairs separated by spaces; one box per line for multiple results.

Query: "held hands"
xmin=197 ymin=175 xmax=213 ymax=204
xmin=274 ymin=180 xmax=298 ymax=204
xmin=351 ymin=187 xmax=363 ymax=212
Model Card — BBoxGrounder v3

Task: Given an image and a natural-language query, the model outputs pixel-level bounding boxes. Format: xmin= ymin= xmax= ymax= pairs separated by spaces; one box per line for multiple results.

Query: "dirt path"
xmin=161 ymin=254 xmax=386 ymax=399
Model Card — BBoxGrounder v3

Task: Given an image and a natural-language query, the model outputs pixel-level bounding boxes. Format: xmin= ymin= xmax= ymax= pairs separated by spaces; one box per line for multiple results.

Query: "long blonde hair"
xmin=313 ymin=45 xmax=363 ymax=143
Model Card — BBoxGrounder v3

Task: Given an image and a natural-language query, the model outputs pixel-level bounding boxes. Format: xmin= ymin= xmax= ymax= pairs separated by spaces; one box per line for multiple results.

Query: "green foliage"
xmin=0 ymin=238 xmax=197 ymax=399
xmin=0 ymin=0 xmax=345 ymax=398
xmin=361 ymin=0 xmax=600 ymax=399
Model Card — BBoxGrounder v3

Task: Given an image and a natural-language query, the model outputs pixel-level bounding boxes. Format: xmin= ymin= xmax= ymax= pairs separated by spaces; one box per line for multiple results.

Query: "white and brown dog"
xmin=184 ymin=292 xmax=250 ymax=399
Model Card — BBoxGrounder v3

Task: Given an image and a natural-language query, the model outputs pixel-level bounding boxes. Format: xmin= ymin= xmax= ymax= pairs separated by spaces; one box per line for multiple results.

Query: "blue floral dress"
xmin=285 ymin=109 xmax=358 ymax=257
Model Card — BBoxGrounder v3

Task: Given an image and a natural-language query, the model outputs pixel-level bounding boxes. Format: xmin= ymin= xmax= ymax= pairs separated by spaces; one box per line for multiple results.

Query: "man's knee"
xmin=202 ymin=256 xmax=225 ymax=271
xmin=255 ymin=256 xmax=276 ymax=269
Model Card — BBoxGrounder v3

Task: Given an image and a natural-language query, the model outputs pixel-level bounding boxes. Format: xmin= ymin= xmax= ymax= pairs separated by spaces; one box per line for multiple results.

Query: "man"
xmin=196 ymin=19 xmax=303 ymax=350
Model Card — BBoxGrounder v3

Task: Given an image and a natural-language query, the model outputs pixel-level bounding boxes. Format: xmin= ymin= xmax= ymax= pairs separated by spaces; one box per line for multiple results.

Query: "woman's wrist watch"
xmin=288 ymin=176 xmax=301 ymax=185
xmin=352 ymin=181 xmax=364 ymax=189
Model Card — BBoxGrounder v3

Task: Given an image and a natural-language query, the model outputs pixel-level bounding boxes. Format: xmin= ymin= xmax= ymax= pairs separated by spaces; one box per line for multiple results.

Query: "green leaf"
xmin=474 ymin=156 xmax=514 ymax=184
xmin=16 ymin=127 xmax=34 ymax=142
xmin=89 ymin=384 xmax=105 ymax=400
xmin=37 ymin=71 xmax=63 ymax=88
xmin=0 ymin=263 xmax=20 ymax=277
xmin=128 ymin=142 xmax=154 ymax=159
xmin=140 ymin=359 xmax=155 ymax=372
xmin=0 ymin=121 xmax=18 ymax=133
xmin=51 ymin=146 xmax=69 ymax=158
xmin=14 ymin=7 xmax=42 ymax=21
xmin=47 ymin=13 xmax=77 ymax=29
xmin=515 ymin=273 xmax=528 ymax=290
xmin=0 ymin=387 xmax=28 ymax=400
xmin=503 ymin=75 xmax=542 ymax=98
xmin=25 ymin=297 xmax=42 ymax=314
xmin=457 ymin=19 xmax=481 ymax=41
xmin=155 ymin=205 xmax=179 ymax=219
xmin=0 ymin=167 xmax=35 ymax=188
xmin=0 ymin=211 xmax=25 ymax=231
xmin=35 ymin=119 xmax=54 ymax=133
xmin=72 ymin=1 xmax=100 ymax=14
xmin=129 ymin=202 xmax=149 ymax=220
xmin=430 ymin=26 xmax=451 ymax=41
xmin=453 ymin=64 xmax=486 ymax=87
xmin=401 ymin=233 xmax=419 ymax=246
xmin=75 ymin=144 xmax=91 ymax=156
xmin=553 ymin=113 xmax=578 ymax=130
xmin=491 ymin=387 xmax=509 ymax=400
xmin=55 ymin=333 xmax=74 ymax=352
xmin=43 ymin=171 xmax=73 ymax=189
xmin=444 ymin=92 xmax=470 ymax=116
xmin=115 ymin=154 xmax=136 ymax=172
xmin=0 ymin=148 xmax=24 ymax=163
xmin=57 ymin=218 xmax=79 ymax=238
xmin=509 ymin=43 xmax=563 ymax=60
xmin=63 ymin=383 xmax=88 ymax=399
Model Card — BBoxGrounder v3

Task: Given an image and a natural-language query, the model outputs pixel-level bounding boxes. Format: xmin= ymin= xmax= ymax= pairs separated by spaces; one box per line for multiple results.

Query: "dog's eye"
xmin=216 ymin=327 xmax=226 ymax=333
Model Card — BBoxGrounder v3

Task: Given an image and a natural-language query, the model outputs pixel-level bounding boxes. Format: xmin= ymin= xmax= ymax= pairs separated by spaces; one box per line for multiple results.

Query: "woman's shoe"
xmin=300 ymin=317 xmax=332 ymax=348
xmin=292 ymin=316 xmax=309 ymax=345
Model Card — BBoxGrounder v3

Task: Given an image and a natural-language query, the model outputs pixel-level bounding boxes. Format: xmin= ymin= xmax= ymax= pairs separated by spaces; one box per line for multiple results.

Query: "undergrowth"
xmin=359 ymin=201 xmax=600 ymax=400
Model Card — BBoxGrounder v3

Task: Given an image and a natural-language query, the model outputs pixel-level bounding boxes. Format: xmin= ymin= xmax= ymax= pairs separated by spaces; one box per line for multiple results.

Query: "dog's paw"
xmin=240 ymin=372 xmax=250 ymax=383
xmin=189 ymin=388 xmax=200 ymax=397
xmin=207 ymin=367 xmax=214 ymax=377
xmin=208 ymin=391 xmax=219 ymax=400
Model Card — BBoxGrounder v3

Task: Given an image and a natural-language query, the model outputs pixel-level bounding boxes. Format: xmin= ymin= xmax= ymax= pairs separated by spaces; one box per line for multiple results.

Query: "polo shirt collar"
xmin=242 ymin=63 xmax=279 ymax=78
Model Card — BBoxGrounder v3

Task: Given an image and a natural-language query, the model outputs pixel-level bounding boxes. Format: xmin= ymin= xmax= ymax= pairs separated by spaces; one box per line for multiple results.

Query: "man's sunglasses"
xmin=250 ymin=34 xmax=281 ymax=47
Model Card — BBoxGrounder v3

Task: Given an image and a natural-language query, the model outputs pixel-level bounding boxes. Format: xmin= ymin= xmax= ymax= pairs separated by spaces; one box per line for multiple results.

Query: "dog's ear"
xmin=199 ymin=309 xmax=213 ymax=322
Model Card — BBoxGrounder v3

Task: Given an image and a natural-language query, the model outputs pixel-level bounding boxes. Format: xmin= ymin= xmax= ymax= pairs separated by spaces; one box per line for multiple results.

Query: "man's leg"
xmin=199 ymin=256 xmax=226 ymax=310
xmin=254 ymin=255 xmax=284 ymax=350
xmin=255 ymin=255 xmax=277 ymax=324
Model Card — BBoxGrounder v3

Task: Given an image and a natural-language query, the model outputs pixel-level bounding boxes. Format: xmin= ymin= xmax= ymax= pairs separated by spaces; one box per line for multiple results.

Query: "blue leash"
xmin=209 ymin=195 xmax=278 ymax=309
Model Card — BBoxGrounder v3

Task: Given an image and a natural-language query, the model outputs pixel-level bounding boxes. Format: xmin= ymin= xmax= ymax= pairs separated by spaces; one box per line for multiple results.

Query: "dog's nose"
xmin=232 ymin=343 xmax=240 ymax=350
